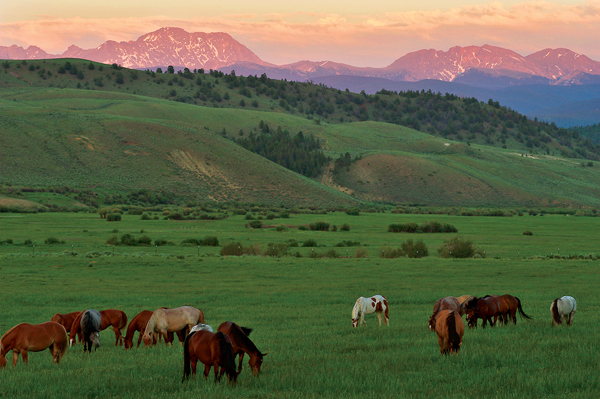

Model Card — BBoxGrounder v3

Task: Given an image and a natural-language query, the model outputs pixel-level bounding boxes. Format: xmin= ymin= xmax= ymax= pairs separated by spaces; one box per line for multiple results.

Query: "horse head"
xmin=351 ymin=318 xmax=359 ymax=328
xmin=124 ymin=337 xmax=133 ymax=350
xmin=0 ymin=343 xmax=6 ymax=368
xmin=249 ymin=352 xmax=267 ymax=376
xmin=142 ymin=332 xmax=153 ymax=346
xmin=90 ymin=332 xmax=100 ymax=350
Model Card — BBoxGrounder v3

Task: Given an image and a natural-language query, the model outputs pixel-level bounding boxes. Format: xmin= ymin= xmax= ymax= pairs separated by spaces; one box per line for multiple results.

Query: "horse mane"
xmin=352 ymin=297 xmax=363 ymax=319
xmin=551 ymin=298 xmax=562 ymax=324
xmin=230 ymin=324 xmax=260 ymax=355
xmin=216 ymin=331 xmax=238 ymax=381
xmin=446 ymin=312 xmax=461 ymax=353
xmin=240 ymin=326 xmax=253 ymax=336
xmin=463 ymin=297 xmax=479 ymax=310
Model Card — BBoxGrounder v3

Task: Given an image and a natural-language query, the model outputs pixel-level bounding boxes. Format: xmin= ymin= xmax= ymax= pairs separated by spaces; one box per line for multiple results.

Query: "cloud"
xmin=1 ymin=1 xmax=600 ymax=67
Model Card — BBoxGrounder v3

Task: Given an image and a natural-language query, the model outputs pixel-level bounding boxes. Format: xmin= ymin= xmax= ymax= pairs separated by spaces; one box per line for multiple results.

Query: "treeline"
xmin=233 ymin=121 xmax=330 ymax=177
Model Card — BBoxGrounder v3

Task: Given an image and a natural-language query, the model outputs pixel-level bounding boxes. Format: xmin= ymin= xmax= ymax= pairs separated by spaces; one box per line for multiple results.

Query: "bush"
xmin=380 ymin=246 xmax=404 ymax=258
xmin=264 ymin=243 xmax=289 ymax=257
xmin=202 ymin=236 xmax=219 ymax=246
xmin=401 ymin=239 xmax=428 ymax=258
xmin=298 ymin=225 xmax=308 ymax=231
xmin=220 ymin=242 xmax=261 ymax=256
xmin=106 ymin=236 xmax=119 ymax=246
xmin=275 ymin=224 xmax=288 ymax=232
xmin=302 ymin=239 xmax=318 ymax=247
xmin=340 ymin=223 xmax=351 ymax=232
xmin=355 ymin=248 xmax=369 ymax=258
xmin=154 ymin=239 xmax=168 ymax=246
xmin=437 ymin=237 xmax=481 ymax=258
xmin=137 ymin=235 xmax=152 ymax=246
xmin=309 ymin=221 xmax=330 ymax=231
xmin=107 ymin=213 xmax=122 ymax=222
xmin=346 ymin=207 xmax=361 ymax=216
xmin=334 ymin=241 xmax=361 ymax=247
xmin=45 ymin=237 xmax=64 ymax=245
xmin=24 ymin=239 xmax=33 ymax=246
xmin=245 ymin=213 xmax=255 ymax=220
xmin=523 ymin=230 xmax=533 ymax=236
xmin=120 ymin=234 xmax=137 ymax=246
xmin=181 ymin=238 xmax=202 ymax=246
xmin=141 ymin=213 xmax=151 ymax=220
xmin=247 ymin=220 xmax=263 ymax=229
xmin=388 ymin=223 xmax=418 ymax=233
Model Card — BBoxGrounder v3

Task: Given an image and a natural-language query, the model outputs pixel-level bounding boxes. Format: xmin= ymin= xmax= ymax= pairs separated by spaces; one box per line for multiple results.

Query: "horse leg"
xmin=12 ymin=350 xmax=19 ymax=366
xmin=161 ymin=331 xmax=170 ymax=346
xmin=567 ymin=312 xmax=574 ymax=326
xmin=438 ymin=336 xmax=444 ymax=355
xmin=213 ymin=362 xmax=220 ymax=382
xmin=203 ymin=364 xmax=211 ymax=379
xmin=238 ymin=352 xmax=245 ymax=372
xmin=20 ymin=349 xmax=28 ymax=365
xmin=376 ymin=311 xmax=382 ymax=326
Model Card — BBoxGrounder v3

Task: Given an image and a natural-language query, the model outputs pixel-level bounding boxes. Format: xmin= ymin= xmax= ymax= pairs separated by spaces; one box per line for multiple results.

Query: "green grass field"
xmin=1 ymin=212 xmax=599 ymax=398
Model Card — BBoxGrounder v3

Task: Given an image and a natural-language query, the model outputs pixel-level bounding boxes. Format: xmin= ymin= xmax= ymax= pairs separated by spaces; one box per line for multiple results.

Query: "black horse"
xmin=81 ymin=309 xmax=101 ymax=352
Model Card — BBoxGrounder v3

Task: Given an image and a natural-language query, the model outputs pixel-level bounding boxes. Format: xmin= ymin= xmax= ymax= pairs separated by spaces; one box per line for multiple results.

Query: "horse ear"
xmin=262 ymin=352 xmax=268 ymax=356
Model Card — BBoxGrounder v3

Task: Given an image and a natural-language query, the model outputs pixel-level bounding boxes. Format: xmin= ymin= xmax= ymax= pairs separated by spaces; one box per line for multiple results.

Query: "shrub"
xmin=437 ymin=237 xmax=479 ymax=258
xmin=266 ymin=213 xmax=276 ymax=220
xmin=309 ymin=221 xmax=330 ymax=231
xmin=264 ymin=243 xmax=289 ymax=257
xmin=140 ymin=213 xmax=151 ymax=220
xmin=107 ymin=213 xmax=121 ymax=222
xmin=120 ymin=234 xmax=137 ymax=246
xmin=288 ymin=240 xmax=299 ymax=247
xmin=245 ymin=213 xmax=255 ymax=220
xmin=324 ymin=249 xmax=339 ymax=258
xmin=388 ymin=223 xmax=418 ymax=233
xmin=380 ymin=246 xmax=404 ymax=258
xmin=181 ymin=238 xmax=202 ymax=246
xmin=340 ymin=223 xmax=351 ymax=231
xmin=24 ymin=239 xmax=33 ymax=246
xmin=401 ymin=239 xmax=428 ymax=258
xmin=220 ymin=242 xmax=261 ymax=256
xmin=154 ymin=239 xmax=168 ymax=246
xmin=355 ymin=248 xmax=369 ymax=258
xmin=346 ymin=207 xmax=361 ymax=216
xmin=275 ymin=224 xmax=288 ymax=232
xmin=45 ymin=237 xmax=64 ymax=245
xmin=334 ymin=241 xmax=361 ymax=247
xmin=106 ymin=236 xmax=119 ymax=246
xmin=523 ymin=230 xmax=533 ymax=236
xmin=137 ymin=235 xmax=152 ymax=246
xmin=247 ymin=220 xmax=263 ymax=229
xmin=298 ymin=225 xmax=308 ymax=231
xmin=302 ymin=239 xmax=318 ymax=247
xmin=202 ymin=236 xmax=219 ymax=246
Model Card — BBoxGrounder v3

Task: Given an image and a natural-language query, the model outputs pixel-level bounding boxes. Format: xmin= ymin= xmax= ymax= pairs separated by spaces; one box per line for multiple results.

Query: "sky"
xmin=1 ymin=1 xmax=599 ymax=67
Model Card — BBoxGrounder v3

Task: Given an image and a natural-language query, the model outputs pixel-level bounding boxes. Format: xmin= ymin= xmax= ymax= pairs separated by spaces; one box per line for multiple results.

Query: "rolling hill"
xmin=1 ymin=59 xmax=600 ymax=209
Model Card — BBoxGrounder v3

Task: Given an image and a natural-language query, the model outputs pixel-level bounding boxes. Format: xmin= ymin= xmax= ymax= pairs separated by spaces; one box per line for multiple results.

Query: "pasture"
xmin=1 ymin=212 xmax=599 ymax=398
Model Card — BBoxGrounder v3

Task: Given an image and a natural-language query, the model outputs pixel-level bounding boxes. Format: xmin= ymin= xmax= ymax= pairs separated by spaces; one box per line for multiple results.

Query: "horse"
xmin=50 ymin=311 xmax=82 ymax=342
xmin=143 ymin=306 xmax=204 ymax=346
xmin=428 ymin=296 xmax=461 ymax=331
xmin=69 ymin=309 xmax=128 ymax=347
xmin=182 ymin=330 xmax=239 ymax=384
xmin=433 ymin=310 xmax=464 ymax=355
xmin=551 ymin=296 xmax=577 ymax=326
xmin=80 ymin=309 xmax=102 ymax=352
xmin=218 ymin=321 xmax=267 ymax=376
xmin=455 ymin=295 xmax=473 ymax=315
xmin=484 ymin=294 xmax=533 ymax=325
xmin=351 ymin=295 xmax=389 ymax=328
xmin=124 ymin=309 xmax=187 ymax=349
xmin=463 ymin=296 xmax=501 ymax=328
xmin=1 ymin=322 xmax=68 ymax=367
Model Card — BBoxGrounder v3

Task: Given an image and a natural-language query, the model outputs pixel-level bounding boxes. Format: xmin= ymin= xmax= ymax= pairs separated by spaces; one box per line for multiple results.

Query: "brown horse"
xmin=1 ymin=322 xmax=68 ymax=367
xmin=69 ymin=309 xmax=128 ymax=347
xmin=484 ymin=295 xmax=533 ymax=325
xmin=182 ymin=330 xmax=240 ymax=384
xmin=433 ymin=310 xmax=464 ymax=355
xmin=124 ymin=310 xmax=186 ymax=349
xmin=217 ymin=321 xmax=267 ymax=376
xmin=51 ymin=312 xmax=82 ymax=342
xmin=143 ymin=306 xmax=203 ymax=346
xmin=428 ymin=297 xmax=461 ymax=331
xmin=463 ymin=296 xmax=501 ymax=328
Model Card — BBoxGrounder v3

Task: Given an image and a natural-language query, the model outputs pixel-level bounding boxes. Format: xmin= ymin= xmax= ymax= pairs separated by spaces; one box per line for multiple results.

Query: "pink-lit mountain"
xmin=2 ymin=28 xmax=600 ymax=85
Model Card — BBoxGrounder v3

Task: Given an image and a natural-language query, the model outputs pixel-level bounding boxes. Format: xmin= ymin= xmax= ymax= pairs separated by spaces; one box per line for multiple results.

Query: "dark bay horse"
xmin=428 ymin=297 xmax=461 ymax=331
xmin=433 ymin=310 xmax=464 ymax=355
xmin=217 ymin=321 xmax=267 ymax=376
xmin=51 ymin=311 xmax=82 ymax=342
xmin=81 ymin=309 xmax=102 ymax=352
xmin=182 ymin=330 xmax=239 ymax=384
xmin=124 ymin=310 xmax=185 ymax=349
xmin=1 ymin=322 xmax=68 ymax=367
xmin=463 ymin=296 xmax=501 ymax=328
xmin=69 ymin=309 xmax=128 ymax=347
xmin=484 ymin=295 xmax=533 ymax=325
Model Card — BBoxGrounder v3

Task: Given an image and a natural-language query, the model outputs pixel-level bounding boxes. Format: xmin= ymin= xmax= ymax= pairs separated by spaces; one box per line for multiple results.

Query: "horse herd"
xmin=0 ymin=305 xmax=266 ymax=384
xmin=352 ymin=294 xmax=577 ymax=355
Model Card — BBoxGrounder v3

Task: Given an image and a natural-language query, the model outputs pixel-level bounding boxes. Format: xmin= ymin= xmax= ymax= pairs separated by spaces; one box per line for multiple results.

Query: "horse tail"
xmin=550 ymin=299 xmax=562 ymax=325
xmin=217 ymin=332 xmax=238 ymax=383
xmin=515 ymin=297 xmax=533 ymax=320
xmin=239 ymin=326 xmax=253 ymax=336
xmin=384 ymin=299 xmax=389 ymax=322
xmin=118 ymin=311 xmax=128 ymax=331
xmin=182 ymin=330 xmax=196 ymax=382
xmin=446 ymin=312 xmax=462 ymax=353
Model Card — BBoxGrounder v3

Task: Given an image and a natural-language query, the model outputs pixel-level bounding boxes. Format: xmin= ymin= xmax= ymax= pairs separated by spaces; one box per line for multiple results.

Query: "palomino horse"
xmin=351 ymin=295 xmax=389 ymax=328
xmin=143 ymin=306 xmax=204 ymax=346
xmin=1 ymin=322 xmax=68 ymax=367
xmin=463 ymin=296 xmax=501 ymax=328
xmin=182 ymin=330 xmax=239 ymax=384
xmin=69 ymin=309 xmax=128 ymax=347
xmin=456 ymin=295 xmax=473 ymax=315
xmin=484 ymin=295 xmax=533 ymax=325
xmin=80 ymin=309 xmax=102 ymax=352
xmin=428 ymin=297 xmax=461 ymax=331
xmin=551 ymin=296 xmax=577 ymax=326
xmin=433 ymin=310 xmax=464 ymax=355
xmin=124 ymin=310 xmax=186 ymax=349
xmin=51 ymin=311 xmax=82 ymax=342
xmin=218 ymin=321 xmax=267 ymax=376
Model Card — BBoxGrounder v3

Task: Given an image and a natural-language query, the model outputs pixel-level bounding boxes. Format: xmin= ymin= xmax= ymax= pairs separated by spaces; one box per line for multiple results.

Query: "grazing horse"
xmin=1 ymin=322 xmax=68 ymax=367
xmin=551 ymin=296 xmax=577 ymax=326
xmin=433 ymin=310 xmax=464 ymax=355
xmin=351 ymin=295 xmax=389 ymax=328
xmin=484 ymin=295 xmax=533 ymax=325
xmin=428 ymin=297 xmax=461 ymax=331
xmin=143 ymin=306 xmax=204 ymax=346
xmin=124 ymin=309 xmax=186 ymax=349
xmin=463 ymin=296 xmax=501 ymax=328
xmin=51 ymin=311 xmax=82 ymax=342
xmin=69 ymin=309 xmax=128 ymax=347
xmin=80 ymin=309 xmax=102 ymax=352
xmin=182 ymin=330 xmax=239 ymax=384
xmin=218 ymin=321 xmax=267 ymax=376
xmin=456 ymin=295 xmax=473 ymax=315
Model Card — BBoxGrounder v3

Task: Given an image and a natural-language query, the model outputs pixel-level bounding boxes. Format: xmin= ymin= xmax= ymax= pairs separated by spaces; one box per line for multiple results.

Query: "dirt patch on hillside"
xmin=168 ymin=150 xmax=241 ymax=191
xmin=320 ymin=162 xmax=354 ymax=195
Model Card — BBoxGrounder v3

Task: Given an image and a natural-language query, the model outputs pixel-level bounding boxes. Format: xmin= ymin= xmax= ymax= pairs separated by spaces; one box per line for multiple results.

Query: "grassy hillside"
xmin=2 ymin=59 xmax=600 ymax=208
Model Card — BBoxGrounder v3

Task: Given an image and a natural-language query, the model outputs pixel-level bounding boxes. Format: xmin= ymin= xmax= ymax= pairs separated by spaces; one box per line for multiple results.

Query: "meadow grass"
xmin=0 ymin=213 xmax=599 ymax=398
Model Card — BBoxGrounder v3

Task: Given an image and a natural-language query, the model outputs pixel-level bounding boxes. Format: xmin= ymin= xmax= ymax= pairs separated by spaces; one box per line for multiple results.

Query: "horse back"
xmin=81 ymin=309 xmax=102 ymax=332
xmin=217 ymin=321 xmax=258 ymax=355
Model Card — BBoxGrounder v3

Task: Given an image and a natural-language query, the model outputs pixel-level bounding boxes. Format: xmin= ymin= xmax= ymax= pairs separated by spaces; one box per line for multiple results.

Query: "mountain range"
xmin=2 ymin=27 xmax=600 ymax=126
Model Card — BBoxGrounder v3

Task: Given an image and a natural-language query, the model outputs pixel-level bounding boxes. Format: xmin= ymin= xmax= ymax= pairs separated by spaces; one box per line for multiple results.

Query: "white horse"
xmin=351 ymin=295 xmax=389 ymax=328
xmin=550 ymin=296 xmax=577 ymax=326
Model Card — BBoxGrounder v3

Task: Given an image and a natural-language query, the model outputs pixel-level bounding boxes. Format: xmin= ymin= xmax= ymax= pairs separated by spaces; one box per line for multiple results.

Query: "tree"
xmin=167 ymin=65 xmax=175 ymax=74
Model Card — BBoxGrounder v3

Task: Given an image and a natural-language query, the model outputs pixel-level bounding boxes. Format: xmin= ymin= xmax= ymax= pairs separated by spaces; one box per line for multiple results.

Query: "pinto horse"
xmin=217 ymin=321 xmax=267 ymax=376
xmin=69 ymin=309 xmax=128 ymax=347
xmin=484 ymin=294 xmax=533 ymax=325
xmin=551 ymin=296 xmax=577 ymax=326
xmin=463 ymin=296 xmax=501 ymax=328
xmin=124 ymin=310 xmax=186 ymax=349
xmin=182 ymin=330 xmax=239 ymax=384
xmin=51 ymin=311 xmax=82 ymax=342
xmin=428 ymin=297 xmax=461 ymax=331
xmin=1 ymin=322 xmax=68 ymax=367
xmin=351 ymin=295 xmax=389 ymax=328
xmin=143 ymin=306 xmax=204 ymax=346
xmin=433 ymin=310 xmax=464 ymax=355
xmin=80 ymin=309 xmax=102 ymax=352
